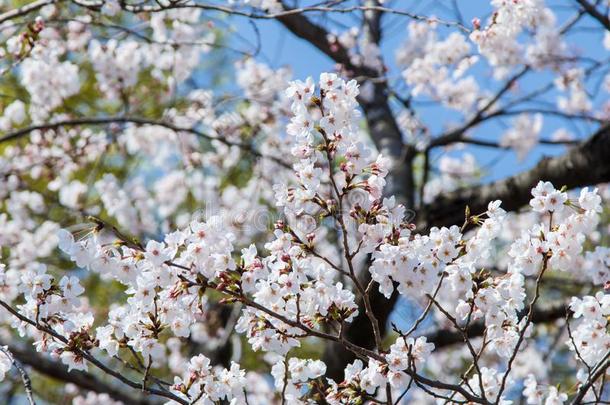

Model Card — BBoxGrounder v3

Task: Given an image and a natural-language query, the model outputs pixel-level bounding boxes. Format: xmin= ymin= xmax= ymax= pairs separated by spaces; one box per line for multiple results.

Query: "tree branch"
xmin=275 ymin=2 xmax=363 ymax=75
xmin=575 ymin=0 xmax=610 ymax=30
xmin=0 ymin=116 xmax=291 ymax=168
xmin=452 ymin=137 xmax=579 ymax=149
xmin=571 ymin=350 xmax=610 ymax=404
xmin=0 ymin=345 xmax=36 ymax=405
xmin=0 ymin=340 xmax=155 ymax=405
xmin=0 ymin=300 xmax=187 ymax=404
xmin=0 ymin=0 xmax=56 ymax=24
xmin=421 ymin=124 xmax=610 ymax=230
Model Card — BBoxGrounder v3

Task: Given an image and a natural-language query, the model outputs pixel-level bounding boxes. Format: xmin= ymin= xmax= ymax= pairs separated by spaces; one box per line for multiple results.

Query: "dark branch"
xmin=454 ymin=137 xmax=579 ymax=149
xmin=421 ymin=124 xmax=610 ymax=230
xmin=275 ymin=2 xmax=375 ymax=77
xmin=575 ymin=0 xmax=610 ymax=30
xmin=0 ymin=340 xmax=155 ymax=405
xmin=0 ymin=299 xmax=186 ymax=404
xmin=0 ymin=0 xmax=55 ymax=24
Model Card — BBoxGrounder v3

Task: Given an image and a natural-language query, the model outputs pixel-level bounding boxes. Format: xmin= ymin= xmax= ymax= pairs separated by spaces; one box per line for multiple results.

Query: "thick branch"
xmin=421 ymin=124 xmax=610 ymax=230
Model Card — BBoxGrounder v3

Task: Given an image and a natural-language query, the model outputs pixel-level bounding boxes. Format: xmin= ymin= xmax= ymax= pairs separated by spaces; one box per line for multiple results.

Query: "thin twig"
xmin=0 ymin=346 xmax=36 ymax=405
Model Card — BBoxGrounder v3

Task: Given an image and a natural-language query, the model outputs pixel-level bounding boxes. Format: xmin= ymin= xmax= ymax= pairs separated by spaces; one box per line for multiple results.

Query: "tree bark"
xmin=421 ymin=124 xmax=610 ymax=230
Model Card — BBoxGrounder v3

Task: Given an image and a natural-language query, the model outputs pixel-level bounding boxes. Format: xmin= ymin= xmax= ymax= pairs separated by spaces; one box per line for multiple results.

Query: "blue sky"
xmin=226 ymin=0 xmax=609 ymax=185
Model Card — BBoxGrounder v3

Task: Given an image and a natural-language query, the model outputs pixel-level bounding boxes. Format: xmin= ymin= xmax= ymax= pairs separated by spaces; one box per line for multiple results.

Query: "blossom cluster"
xmin=470 ymin=0 xmax=564 ymax=78
xmin=398 ymin=21 xmax=480 ymax=113
xmin=500 ymin=114 xmax=543 ymax=160
xmin=171 ymin=355 xmax=247 ymax=404
xmin=271 ymin=357 xmax=326 ymax=403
